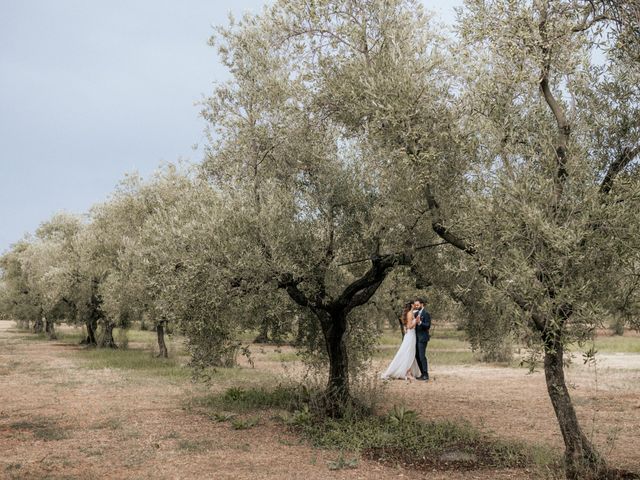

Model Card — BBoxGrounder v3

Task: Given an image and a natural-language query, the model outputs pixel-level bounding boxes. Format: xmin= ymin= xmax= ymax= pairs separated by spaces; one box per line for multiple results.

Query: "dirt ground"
xmin=1 ymin=321 xmax=639 ymax=480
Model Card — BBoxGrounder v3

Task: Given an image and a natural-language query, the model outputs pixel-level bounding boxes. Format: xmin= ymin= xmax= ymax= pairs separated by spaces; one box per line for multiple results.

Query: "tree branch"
xmin=332 ymin=252 xmax=411 ymax=313
xmin=277 ymin=273 xmax=311 ymax=309
xmin=337 ymin=241 xmax=447 ymax=267
xmin=425 ymin=183 xmax=476 ymax=255
xmin=538 ymin=4 xmax=570 ymax=202
xmin=599 ymin=144 xmax=640 ymax=194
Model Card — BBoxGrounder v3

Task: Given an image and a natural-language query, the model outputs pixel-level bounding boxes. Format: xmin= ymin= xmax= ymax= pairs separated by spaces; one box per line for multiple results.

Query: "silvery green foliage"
xmin=129 ymin=174 xmax=283 ymax=368
xmin=12 ymin=214 xmax=85 ymax=327
xmin=91 ymin=166 xmax=197 ymax=330
xmin=288 ymin=0 xmax=640 ymax=349
xmin=451 ymin=0 xmax=640 ymax=346
xmin=0 ymin=241 xmax=43 ymax=326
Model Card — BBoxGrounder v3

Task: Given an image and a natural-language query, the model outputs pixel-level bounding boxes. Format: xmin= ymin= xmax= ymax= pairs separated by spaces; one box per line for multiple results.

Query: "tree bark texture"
xmin=45 ymin=317 xmax=57 ymax=340
xmin=99 ymin=321 xmax=118 ymax=349
xmin=33 ymin=317 xmax=44 ymax=334
xmin=319 ymin=311 xmax=350 ymax=415
xmin=543 ymin=334 xmax=607 ymax=479
xmin=81 ymin=319 xmax=98 ymax=346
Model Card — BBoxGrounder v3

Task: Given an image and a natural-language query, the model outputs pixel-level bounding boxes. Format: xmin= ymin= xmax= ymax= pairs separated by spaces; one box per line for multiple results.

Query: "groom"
xmin=413 ymin=298 xmax=431 ymax=381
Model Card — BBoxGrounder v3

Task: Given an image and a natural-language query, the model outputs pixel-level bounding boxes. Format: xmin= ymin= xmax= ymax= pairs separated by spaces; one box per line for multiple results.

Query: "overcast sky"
xmin=0 ymin=0 xmax=461 ymax=253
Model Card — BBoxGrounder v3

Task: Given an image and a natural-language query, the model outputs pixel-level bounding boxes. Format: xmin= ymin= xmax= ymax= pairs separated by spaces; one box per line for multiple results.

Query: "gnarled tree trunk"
xmin=543 ymin=332 xmax=607 ymax=480
xmin=156 ymin=321 xmax=168 ymax=358
xmin=279 ymin=254 xmax=409 ymax=418
xmin=82 ymin=278 xmax=103 ymax=346
xmin=99 ymin=321 xmax=118 ymax=349
xmin=254 ymin=320 xmax=270 ymax=344
xmin=81 ymin=318 xmax=98 ymax=346
xmin=33 ymin=316 xmax=44 ymax=334
xmin=45 ymin=317 xmax=57 ymax=340
xmin=320 ymin=311 xmax=349 ymax=415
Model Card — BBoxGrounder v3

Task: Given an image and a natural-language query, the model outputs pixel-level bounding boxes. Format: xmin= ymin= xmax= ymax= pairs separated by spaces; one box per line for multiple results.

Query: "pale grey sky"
xmin=0 ymin=0 xmax=461 ymax=253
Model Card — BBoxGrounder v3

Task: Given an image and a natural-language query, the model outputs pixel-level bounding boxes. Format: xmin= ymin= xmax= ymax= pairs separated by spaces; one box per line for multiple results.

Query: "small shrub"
xmin=327 ymin=453 xmax=359 ymax=471
xmin=209 ymin=412 xmax=237 ymax=422
xmin=231 ymin=416 xmax=260 ymax=430
xmin=388 ymin=405 xmax=417 ymax=426
xmin=177 ymin=439 xmax=211 ymax=452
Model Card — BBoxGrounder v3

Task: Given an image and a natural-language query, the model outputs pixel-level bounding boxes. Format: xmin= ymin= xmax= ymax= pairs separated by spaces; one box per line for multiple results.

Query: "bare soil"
xmin=1 ymin=320 xmax=639 ymax=479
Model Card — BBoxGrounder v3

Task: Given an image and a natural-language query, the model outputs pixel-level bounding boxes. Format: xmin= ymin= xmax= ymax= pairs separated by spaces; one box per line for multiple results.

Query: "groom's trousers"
xmin=415 ymin=337 xmax=429 ymax=378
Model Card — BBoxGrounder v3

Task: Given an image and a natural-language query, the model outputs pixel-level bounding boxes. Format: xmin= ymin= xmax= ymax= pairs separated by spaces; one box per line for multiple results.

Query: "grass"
xmin=177 ymin=439 xmax=213 ymax=452
xmin=190 ymin=384 xmax=304 ymax=413
xmin=592 ymin=336 xmax=640 ymax=354
xmin=112 ymin=327 xmax=161 ymax=345
xmin=91 ymin=417 xmax=123 ymax=430
xmin=266 ymin=351 xmax=300 ymax=362
xmin=17 ymin=331 xmax=84 ymax=343
xmin=10 ymin=418 xmax=68 ymax=441
xmin=320 ymin=412 xmax=556 ymax=471
xmin=231 ymin=416 xmax=261 ymax=430
xmin=375 ymin=330 xmax=477 ymax=365
xmin=374 ymin=336 xmax=475 ymax=365
xmin=77 ymin=348 xmax=190 ymax=381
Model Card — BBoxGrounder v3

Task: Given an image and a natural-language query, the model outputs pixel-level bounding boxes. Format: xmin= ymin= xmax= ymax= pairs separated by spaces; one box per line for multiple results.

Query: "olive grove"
xmin=0 ymin=1 xmax=638 ymax=478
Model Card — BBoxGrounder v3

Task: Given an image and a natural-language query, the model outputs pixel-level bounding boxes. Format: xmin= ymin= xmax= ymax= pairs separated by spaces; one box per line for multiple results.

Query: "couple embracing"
xmin=381 ymin=298 xmax=430 ymax=381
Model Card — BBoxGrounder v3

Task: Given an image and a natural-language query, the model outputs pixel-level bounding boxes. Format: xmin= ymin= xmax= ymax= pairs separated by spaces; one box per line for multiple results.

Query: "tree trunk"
xmin=33 ymin=316 xmax=44 ymax=333
xmin=45 ymin=317 xmax=57 ymax=340
xmin=543 ymin=335 xmax=608 ymax=479
xmin=254 ymin=320 xmax=270 ymax=344
xmin=156 ymin=321 xmax=168 ymax=358
xmin=99 ymin=321 xmax=118 ymax=349
xmin=81 ymin=319 xmax=98 ymax=346
xmin=321 ymin=312 xmax=350 ymax=417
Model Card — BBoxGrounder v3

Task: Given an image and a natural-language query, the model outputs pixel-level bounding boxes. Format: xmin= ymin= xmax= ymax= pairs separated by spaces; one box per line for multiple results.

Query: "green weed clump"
xmin=192 ymin=384 xmax=306 ymax=413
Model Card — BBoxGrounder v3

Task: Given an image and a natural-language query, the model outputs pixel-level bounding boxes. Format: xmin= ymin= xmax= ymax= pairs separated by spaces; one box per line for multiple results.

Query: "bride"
xmin=381 ymin=302 xmax=422 ymax=380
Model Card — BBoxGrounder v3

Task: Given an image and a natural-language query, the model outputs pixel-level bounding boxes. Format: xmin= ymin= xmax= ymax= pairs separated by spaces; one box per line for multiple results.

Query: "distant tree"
xmin=79 ymin=167 xmax=193 ymax=351
xmin=0 ymin=241 xmax=41 ymax=330
xmin=100 ymin=166 xmax=200 ymax=357
xmin=0 ymin=214 xmax=85 ymax=340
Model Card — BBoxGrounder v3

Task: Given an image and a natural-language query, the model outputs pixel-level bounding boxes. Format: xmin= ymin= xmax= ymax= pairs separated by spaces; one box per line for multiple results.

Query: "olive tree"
xmin=0 ymin=241 xmax=42 ymax=330
xmin=186 ymin=0 xmax=461 ymax=414
xmin=0 ymin=214 xmax=85 ymax=339
xmin=90 ymin=167 xmax=196 ymax=356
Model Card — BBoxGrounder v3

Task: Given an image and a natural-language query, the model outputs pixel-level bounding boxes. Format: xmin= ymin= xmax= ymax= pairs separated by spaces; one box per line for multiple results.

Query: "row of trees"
xmin=1 ymin=1 xmax=639 ymax=478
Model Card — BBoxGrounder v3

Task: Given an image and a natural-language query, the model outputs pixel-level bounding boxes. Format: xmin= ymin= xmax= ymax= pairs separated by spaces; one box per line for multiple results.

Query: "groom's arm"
xmin=420 ymin=311 xmax=431 ymax=330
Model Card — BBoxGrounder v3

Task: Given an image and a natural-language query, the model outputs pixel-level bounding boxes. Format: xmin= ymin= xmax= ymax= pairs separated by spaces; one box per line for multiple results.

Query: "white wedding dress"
xmin=381 ymin=328 xmax=422 ymax=380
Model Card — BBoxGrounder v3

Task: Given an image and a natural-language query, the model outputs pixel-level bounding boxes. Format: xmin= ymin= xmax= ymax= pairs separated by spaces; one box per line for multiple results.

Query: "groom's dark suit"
xmin=414 ymin=307 xmax=431 ymax=379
